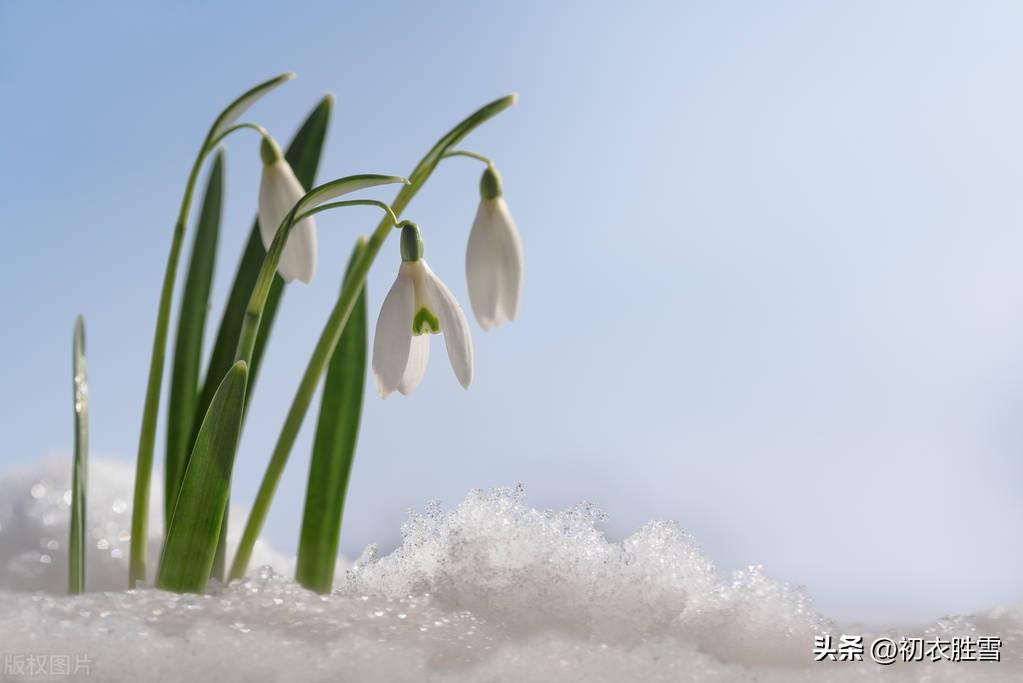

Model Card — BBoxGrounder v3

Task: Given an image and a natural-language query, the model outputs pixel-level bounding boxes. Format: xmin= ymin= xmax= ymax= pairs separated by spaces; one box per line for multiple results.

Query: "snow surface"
xmin=0 ymin=458 xmax=1019 ymax=682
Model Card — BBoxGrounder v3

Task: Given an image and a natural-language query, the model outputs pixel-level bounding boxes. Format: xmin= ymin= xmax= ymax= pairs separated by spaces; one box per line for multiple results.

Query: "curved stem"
xmin=233 ymin=193 xmax=401 ymax=370
xmin=129 ymin=148 xmax=205 ymax=587
xmin=233 ymin=206 xmax=297 ymax=368
xmin=295 ymin=199 xmax=399 ymax=226
xmin=229 ymin=93 xmax=518 ymax=581
xmin=442 ymin=149 xmax=494 ymax=166
xmin=129 ymin=75 xmax=294 ymax=588
xmin=129 ymin=120 xmax=278 ymax=587
xmin=207 ymin=122 xmax=274 ymax=150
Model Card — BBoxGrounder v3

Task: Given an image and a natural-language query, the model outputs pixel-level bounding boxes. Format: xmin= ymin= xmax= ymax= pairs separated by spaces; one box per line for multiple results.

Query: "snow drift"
xmin=0 ymin=458 xmax=1018 ymax=682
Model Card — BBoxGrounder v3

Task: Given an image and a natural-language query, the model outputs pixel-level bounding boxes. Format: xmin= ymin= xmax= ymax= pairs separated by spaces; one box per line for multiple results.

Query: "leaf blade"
xmin=69 ymin=315 xmax=88 ymax=595
xmin=295 ymin=240 xmax=368 ymax=593
xmin=157 ymin=361 xmax=247 ymax=593
xmin=196 ymin=96 xmax=333 ymax=581
xmin=165 ymin=152 xmax=224 ymax=531
xmin=196 ymin=96 xmax=333 ymax=437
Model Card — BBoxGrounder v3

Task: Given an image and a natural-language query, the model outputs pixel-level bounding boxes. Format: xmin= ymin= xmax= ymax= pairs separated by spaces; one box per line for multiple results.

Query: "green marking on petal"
xmin=412 ymin=307 xmax=440 ymax=335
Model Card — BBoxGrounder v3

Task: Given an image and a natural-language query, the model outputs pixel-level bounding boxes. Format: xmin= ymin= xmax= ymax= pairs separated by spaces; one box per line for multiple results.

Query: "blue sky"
xmin=2 ymin=0 xmax=1022 ymax=622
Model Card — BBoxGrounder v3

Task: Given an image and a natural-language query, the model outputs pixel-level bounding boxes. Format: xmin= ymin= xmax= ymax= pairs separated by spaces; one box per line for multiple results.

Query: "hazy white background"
xmin=2 ymin=1 xmax=1021 ymax=623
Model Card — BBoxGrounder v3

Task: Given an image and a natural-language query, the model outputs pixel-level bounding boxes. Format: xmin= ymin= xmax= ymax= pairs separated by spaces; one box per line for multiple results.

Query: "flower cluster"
xmin=257 ymin=148 xmax=524 ymax=398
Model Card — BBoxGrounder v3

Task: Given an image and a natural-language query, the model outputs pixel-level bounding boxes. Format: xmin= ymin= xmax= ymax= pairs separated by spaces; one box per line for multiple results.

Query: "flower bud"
xmin=400 ymin=222 xmax=424 ymax=262
xmin=479 ymin=165 xmax=503 ymax=200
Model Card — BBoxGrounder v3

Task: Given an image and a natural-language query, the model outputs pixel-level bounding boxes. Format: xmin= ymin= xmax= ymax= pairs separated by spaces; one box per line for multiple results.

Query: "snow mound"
xmin=0 ymin=458 xmax=288 ymax=593
xmin=0 ymin=459 xmax=1019 ymax=682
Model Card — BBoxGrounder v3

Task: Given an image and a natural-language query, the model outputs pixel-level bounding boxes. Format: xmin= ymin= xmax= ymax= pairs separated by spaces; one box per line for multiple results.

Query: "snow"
xmin=0 ymin=458 xmax=1019 ymax=682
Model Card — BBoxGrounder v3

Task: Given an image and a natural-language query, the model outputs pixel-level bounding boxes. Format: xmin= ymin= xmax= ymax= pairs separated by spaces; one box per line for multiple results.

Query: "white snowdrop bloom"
xmin=258 ymin=137 xmax=317 ymax=283
xmin=466 ymin=165 xmax=523 ymax=329
xmin=373 ymin=224 xmax=473 ymax=398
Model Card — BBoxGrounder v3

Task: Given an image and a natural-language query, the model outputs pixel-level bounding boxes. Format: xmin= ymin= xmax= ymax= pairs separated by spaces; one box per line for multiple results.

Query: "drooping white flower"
xmin=372 ymin=224 xmax=473 ymax=398
xmin=258 ymin=137 xmax=317 ymax=283
xmin=466 ymin=165 xmax=523 ymax=329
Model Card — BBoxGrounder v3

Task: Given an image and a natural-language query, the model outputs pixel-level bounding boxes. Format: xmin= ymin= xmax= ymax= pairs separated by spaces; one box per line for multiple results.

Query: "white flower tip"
xmin=474 ymin=313 xmax=494 ymax=331
xmin=374 ymin=376 xmax=394 ymax=399
xmin=282 ymin=71 xmax=297 ymax=82
xmin=322 ymin=92 xmax=335 ymax=105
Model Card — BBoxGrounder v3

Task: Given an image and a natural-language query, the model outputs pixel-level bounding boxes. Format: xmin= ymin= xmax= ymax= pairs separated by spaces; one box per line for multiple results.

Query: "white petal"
xmin=466 ymin=200 xmax=502 ymax=329
xmin=490 ymin=197 xmax=524 ymax=323
xmin=398 ymin=334 xmax=430 ymax=395
xmin=258 ymin=160 xmax=317 ymax=283
xmin=421 ymin=261 xmax=473 ymax=389
xmin=372 ymin=266 xmax=415 ymax=398
xmin=278 ymin=215 xmax=317 ymax=283
xmin=465 ymin=198 xmax=523 ymax=329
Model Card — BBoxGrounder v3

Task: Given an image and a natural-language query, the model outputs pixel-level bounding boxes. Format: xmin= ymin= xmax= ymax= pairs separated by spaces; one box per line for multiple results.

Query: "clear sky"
xmin=2 ymin=0 xmax=1022 ymax=623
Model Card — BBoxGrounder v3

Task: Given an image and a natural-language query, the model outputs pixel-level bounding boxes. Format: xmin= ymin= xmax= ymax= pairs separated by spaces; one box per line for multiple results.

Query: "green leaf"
xmin=157 ymin=361 xmax=247 ymax=593
xmin=165 ymin=152 xmax=224 ymax=533
xmin=295 ymin=240 xmax=368 ymax=594
xmin=69 ymin=315 xmax=88 ymax=595
xmin=195 ymin=96 xmax=333 ymax=581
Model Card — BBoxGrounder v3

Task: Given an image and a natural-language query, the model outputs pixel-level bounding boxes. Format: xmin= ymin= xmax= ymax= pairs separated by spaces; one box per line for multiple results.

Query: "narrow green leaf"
xmin=295 ymin=240 xmax=368 ymax=593
xmin=165 ymin=152 xmax=224 ymax=533
xmin=157 ymin=361 xmax=247 ymax=593
xmin=195 ymin=96 xmax=333 ymax=581
xmin=69 ymin=315 xmax=88 ymax=595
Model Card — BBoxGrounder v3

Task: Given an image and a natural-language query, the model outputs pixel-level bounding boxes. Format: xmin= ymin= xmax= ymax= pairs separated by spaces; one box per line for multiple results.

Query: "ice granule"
xmin=0 ymin=460 xmax=1019 ymax=682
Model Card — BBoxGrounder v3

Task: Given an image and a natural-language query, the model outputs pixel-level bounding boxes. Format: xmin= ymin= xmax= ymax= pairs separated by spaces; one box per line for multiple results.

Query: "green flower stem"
xmin=232 ymin=177 xmax=408 ymax=371
xmin=129 ymin=150 xmax=204 ymax=587
xmin=132 ymin=126 xmax=263 ymax=586
xmin=229 ymin=93 xmax=518 ymax=581
xmin=128 ymin=73 xmax=294 ymax=587
xmin=441 ymin=149 xmax=494 ymax=166
xmin=207 ymin=122 xmax=274 ymax=150
xmin=230 ymin=212 xmax=395 ymax=581
xmin=295 ymin=199 xmax=399 ymax=225
xmin=233 ymin=205 xmax=297 ymax=370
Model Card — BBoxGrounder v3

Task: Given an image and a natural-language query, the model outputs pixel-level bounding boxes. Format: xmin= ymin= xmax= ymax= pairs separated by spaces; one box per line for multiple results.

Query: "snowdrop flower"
xmin=258 ymin=136 xmax=317 ymax=283
xmin=465 ymin=165 xmax=523 ymax=329
xmin=372 ymin=223 xmax=473 ymax=398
